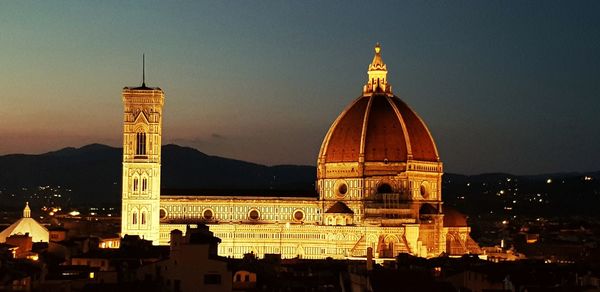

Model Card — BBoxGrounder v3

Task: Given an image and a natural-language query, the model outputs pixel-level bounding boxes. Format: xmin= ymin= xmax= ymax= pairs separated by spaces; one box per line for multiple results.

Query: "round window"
xmin=420 ymin=184 xmax=428 ymax=198
xmin=159 ymin=208 xmax=167 ymax=219
xmin=249 ymin=209 xmax=260 ymax=220
xmin=203 ymin=209 xmax=213 ymax=220
xmin=294 ymin=210 xmax=304 ymax=221
xmin=337 ymin=183 xmax=348 ymax=197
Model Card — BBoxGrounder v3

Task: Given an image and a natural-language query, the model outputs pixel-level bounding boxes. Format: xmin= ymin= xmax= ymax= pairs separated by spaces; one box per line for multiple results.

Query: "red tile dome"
xmin=319 ymin=93 xmax=439 ymax=164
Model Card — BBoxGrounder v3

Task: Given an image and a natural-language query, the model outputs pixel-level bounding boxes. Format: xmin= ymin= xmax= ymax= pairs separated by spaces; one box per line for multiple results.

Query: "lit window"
xmin=141 ymin=211 xmax=146 ymax=225
xmin=132 ymin=212 xmax=138 ymax=225
xmin=142 ymin=178 xmax=148 ymax=192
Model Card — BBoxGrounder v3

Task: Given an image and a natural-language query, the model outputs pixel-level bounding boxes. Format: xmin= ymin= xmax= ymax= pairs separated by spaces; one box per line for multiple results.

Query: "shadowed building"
xmin=120 ymin=45 xmax=480 ymax=259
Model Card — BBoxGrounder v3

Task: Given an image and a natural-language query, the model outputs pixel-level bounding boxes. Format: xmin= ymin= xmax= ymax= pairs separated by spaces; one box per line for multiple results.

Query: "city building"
xmin=136 ymin=226 xmax=232 ymax=292
xmin=0 ymin=203 xmax=49 ymax=243
xmin=120 ymin=44 xmax=481 ymax=259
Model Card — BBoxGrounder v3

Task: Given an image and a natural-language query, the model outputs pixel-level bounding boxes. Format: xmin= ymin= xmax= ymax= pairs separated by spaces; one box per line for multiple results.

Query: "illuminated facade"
xmin=121 ymin=44 xmax=481 ymax=259
xmin=120 ymin=83 xmax=164 ymax=244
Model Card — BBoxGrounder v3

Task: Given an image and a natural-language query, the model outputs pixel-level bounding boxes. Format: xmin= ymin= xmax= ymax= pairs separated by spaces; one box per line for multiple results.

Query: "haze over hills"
xmin=0 ymin=144 xmax=598 ymax=217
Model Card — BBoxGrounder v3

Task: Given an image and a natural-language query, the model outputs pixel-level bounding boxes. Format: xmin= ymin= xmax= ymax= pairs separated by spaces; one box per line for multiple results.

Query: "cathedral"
xmin=120 ymin=44 xmax=481 ymax=259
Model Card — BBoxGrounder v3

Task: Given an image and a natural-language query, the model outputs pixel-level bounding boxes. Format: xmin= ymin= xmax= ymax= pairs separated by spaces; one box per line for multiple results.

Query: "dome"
xmin=318 ymin=44 xmax=439 ymax=169
xmin=319 ymin=93 xmax=439 ymax=164
xmin=0 ymin=203 xmax=49 ymax=243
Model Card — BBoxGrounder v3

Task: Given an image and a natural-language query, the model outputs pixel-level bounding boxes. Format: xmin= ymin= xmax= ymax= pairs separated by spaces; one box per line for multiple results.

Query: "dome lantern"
xmin=23 ymin=202 xmax=31 ymax=218
xmin=364 ymin=43 xmax=392 ymax=94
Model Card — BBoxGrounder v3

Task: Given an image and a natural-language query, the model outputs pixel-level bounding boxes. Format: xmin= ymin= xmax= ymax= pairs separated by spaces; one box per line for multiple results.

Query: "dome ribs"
xmin=391 ymin=97 xmax=439 ymax=162
xmin=364 ymin=94 xmax=408 ymax=162
xmin=325 ymin=97 xmax=369 ymax=162
xmin=321 ymin=94 xmax=439 ymax=164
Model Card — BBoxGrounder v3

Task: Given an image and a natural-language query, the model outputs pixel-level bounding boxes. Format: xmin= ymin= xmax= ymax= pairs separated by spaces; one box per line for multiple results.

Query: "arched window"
xmin=133 ymin=177 xmax=139 ymax=192
xmin=132 ymin=211 xmax=138 ymax=225
xmin=141 ymin=211 xmax=147 ymax=225
xmin=136 ymin=132 xmax=146 ymax=155
xmin=142 ymin=178 xmax=148 ymax=192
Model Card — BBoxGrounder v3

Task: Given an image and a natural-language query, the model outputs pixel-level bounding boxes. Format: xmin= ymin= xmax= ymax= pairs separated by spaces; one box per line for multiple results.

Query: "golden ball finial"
xmin=375 ymin=43 xmax=381 ymax=54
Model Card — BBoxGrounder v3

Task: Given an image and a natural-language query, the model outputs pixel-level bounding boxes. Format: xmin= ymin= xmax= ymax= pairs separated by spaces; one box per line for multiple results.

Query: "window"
xmin=204 ymin=274 xmax=221 ymax=285
xmin=235 ymin=274 xmax=241 ymax=282
xmin=159 ymin=208 xmax=167 ymax=219
xmin=248 ymin=209 xmax=260 ymax=220
xmin=136 ymin=132 xmax=146 ymax=155
xmin=335 ymin=181 xmax=348 ymax=197
xmin=132 ymin=212 xmax=138 ymax=225
xmin=141 ymin=211 xmax=147 ymax=225
xmin=142 ymin=178 xmax=148 ymax=192
xmin=293 ymin=210 xmax=304 ymax=221
xmin=133 ymin=178 xmax=139 ymax=192
xmin=420 ymin=183 xmax=429 ymax=198
xmin=203 ymin=209 xmax=213 ymax=220
xmin=338 ymin=184 xmax=347 ymax=195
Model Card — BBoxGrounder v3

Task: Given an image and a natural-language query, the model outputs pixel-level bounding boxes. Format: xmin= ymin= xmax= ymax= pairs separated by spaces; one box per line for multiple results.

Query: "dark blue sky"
xmin=1 ymin=1 xmax=598 ymax=174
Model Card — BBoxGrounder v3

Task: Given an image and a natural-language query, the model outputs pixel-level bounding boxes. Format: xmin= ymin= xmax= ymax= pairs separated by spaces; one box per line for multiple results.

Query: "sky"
xmin=0 ymin=1 xmax=599 ymax=175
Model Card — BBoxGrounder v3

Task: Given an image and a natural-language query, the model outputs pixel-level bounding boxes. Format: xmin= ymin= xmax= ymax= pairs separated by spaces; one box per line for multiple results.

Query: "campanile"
xmin=120 ymin=77 xmax=164 ymax=244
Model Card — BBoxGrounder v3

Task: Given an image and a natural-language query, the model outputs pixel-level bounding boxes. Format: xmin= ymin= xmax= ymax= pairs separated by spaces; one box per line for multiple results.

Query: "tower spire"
xmin=142 ymin=53 xmax=146 ymax=87
xmin=364 ymin=43 xmax=391 ymax=94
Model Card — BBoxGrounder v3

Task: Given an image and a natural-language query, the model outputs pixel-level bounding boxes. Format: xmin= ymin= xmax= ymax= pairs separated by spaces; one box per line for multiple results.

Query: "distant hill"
xmin=443 ymin=172 xmax=600 ymax=217
xmin=0 ymin=144 xmax=599 ymax=217
xmin=0 ymin=144 xmax=316 ymax=206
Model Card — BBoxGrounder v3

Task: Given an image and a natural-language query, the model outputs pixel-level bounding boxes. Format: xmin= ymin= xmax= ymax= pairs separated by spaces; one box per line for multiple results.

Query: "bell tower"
xmin=120 ymin=61 xmax=164 ymax=245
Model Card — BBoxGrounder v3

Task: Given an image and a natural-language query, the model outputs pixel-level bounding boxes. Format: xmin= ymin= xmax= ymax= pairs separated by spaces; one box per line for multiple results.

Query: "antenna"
xmin=142 ymin=53 xmax=146 ymax=87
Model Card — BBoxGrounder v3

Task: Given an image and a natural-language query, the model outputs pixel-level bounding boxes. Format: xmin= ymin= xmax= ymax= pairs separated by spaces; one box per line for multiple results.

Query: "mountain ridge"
xmin=1 ymin=144 xmax=599 ymax=217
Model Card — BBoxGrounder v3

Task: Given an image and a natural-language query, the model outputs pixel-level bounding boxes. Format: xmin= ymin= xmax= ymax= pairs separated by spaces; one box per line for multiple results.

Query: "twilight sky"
xmin=0 ymin=1 xmax=599 ymax=174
